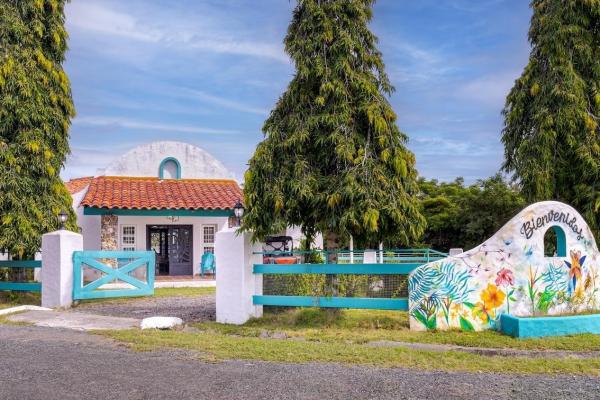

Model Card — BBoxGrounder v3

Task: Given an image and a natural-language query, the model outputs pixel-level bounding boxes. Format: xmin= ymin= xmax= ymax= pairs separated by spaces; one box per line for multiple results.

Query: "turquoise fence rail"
xmin=0 ymin=260 xmax=42 ymax=292
xmin=255 ymin=248 xmax=447 ymax=264
xmin=253 ymin=248 xmax=446 ymax=311
xmin=254 ymin=263 xmax=421 ymax=275
xmin=73 ymin=251 xmax=155 ymax=300
xmin=253 ymin=295 xmax=408 ymax=310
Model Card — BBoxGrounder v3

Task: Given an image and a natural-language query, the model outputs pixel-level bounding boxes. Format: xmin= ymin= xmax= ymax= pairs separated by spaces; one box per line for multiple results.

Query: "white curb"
xmin=0 ymin=305 xmax=52 ymax=316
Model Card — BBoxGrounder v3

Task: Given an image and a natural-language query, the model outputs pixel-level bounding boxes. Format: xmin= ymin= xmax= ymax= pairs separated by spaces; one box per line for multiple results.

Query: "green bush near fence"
xmin=263 ymin=274 xmax=408 ymax=299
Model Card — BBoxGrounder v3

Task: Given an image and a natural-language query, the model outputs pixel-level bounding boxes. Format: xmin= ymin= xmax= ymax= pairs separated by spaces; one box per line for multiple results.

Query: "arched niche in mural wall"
xmin=408 ymin=201 xmax=600 ymax=332
xmin=543 ymin=225 xmax=566 ymax=258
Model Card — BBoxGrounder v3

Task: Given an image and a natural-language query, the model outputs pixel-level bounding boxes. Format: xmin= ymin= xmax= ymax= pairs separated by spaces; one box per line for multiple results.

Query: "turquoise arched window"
xmin=159 ymin=157 xmax=181 ymax=179
xmin=544 ymin=226 xmax=566 ymax=257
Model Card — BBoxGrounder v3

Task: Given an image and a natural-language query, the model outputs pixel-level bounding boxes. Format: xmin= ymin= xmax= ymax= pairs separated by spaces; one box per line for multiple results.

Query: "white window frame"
xmin=120 ymin=225 xmax=137 ymax=252
xmin=201 ymin=224 xmax=217 ymax=254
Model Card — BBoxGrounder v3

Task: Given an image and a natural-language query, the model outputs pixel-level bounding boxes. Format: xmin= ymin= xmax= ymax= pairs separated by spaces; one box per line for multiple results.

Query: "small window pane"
xmin=203 ymin=226 xmax=215 ymax=244
xmin=121 ymin=225 xmax=136 ymax=251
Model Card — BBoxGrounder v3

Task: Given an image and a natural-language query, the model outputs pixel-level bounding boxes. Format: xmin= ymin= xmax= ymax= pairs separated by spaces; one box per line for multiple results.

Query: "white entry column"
xmin=215 ymin=226 xmax=263 ymax=324
xmin=41 ymin=230 xmax=83 ymax=308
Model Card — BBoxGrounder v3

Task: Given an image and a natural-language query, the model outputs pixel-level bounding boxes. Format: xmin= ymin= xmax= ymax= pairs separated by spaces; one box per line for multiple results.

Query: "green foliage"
xmin=242 ymin=0 xmax=425 ymax=246
xmin=0 ymin=0 xmax=76 ymax=258
xmin=502 ymin=0 xmax=600 ymax=239
xmin=417 ymin=174 xmax=525 ymax=251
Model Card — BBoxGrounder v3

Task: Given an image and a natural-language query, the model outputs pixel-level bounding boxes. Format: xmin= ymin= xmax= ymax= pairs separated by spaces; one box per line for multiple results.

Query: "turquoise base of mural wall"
xmin=500 ymin=313 xmax=600 ymax=338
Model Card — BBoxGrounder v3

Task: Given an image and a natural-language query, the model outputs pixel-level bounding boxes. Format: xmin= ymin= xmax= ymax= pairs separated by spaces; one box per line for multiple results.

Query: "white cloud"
xmin=411 ymin=136 xmax=496 ymax=156
xmin=66 ymin=2 xmax=162 ymax=42
xmin=385 ymin=41 xmax=455 ymax=84
xmin=73 ymin=116 xmax=239 ymax=135
xmin=455 ymin=71 xmax=520 ymax=108
xmin=65 ymin=1 xmax=288 ymax=63
xmin=181 ymin=89 xmax=269 ymax=116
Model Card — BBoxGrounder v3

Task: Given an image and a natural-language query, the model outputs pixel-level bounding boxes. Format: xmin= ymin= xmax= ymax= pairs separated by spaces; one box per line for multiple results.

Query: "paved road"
xmin=1 ymin=324 xmax=599 ymax=400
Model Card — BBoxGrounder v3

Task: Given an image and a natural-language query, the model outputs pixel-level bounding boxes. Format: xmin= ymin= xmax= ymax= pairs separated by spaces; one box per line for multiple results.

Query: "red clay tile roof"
xmin=65 ymin=176 xmax=94 ymax=194
xmin=80 ymin=176 xmax=242 ymax=210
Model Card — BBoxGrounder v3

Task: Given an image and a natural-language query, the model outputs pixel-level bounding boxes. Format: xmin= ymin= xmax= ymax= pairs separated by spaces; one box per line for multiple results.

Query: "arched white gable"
xmin=100 ymin=141 xmax=234 ymax=179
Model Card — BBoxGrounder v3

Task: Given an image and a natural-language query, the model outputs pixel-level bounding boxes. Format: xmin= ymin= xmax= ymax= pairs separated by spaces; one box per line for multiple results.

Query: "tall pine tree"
xmin=243 ymin=0 xmax=425 ymax=249
xmin=502 ymin=0 xmax=600 ymax=234
xmin=0 ymin=0 xmax=76 ymax=258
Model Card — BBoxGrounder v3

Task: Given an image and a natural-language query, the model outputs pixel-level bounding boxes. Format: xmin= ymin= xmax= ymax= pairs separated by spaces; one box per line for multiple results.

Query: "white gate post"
xmin=41 ymin=230 xmax=83 ymax=308
xmin=215 ymin=226 xmax=263 ymax=324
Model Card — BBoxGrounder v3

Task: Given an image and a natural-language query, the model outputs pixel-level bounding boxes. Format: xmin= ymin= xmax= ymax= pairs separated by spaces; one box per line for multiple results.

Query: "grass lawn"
xmin=98 ymin=308 xmax=600 ymax=375
xmin=0 ymin=292 xmax=41 ymax=309
xmin=194 ymin=308 xmax=600 ymax=352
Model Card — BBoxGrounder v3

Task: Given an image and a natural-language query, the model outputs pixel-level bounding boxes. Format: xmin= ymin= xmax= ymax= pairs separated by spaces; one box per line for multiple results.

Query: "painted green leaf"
xmin=459 ymin=316 xmax=475 ymax=332
xmin=462 ymin=302 xmax=475 ymax=309
xmin=425 ymin=315 xmax=437 ymax=331
xmin=411 ymin=309 xmax=429 ymax=328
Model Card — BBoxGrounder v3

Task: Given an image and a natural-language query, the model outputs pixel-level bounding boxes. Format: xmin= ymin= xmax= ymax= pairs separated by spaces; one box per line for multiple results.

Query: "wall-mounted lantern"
xmin=233 ymin=199 xmax=245 ymax=227
xmin=58 ymin=210 xmax=68 ymax=230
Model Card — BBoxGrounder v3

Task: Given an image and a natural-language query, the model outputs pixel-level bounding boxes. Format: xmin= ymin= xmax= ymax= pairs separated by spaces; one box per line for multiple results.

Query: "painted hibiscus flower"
xmin=472 ymin=302 xmax=494 ymax=323
xmin=480 ymin=283 xmax=506 ymax=309
xmin=495 ymin=268 xmax=514 ymax=287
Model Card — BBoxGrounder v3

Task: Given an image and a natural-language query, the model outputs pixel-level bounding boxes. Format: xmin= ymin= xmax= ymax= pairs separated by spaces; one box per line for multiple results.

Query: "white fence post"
xmin=215 ymin=226 xmax=263 ymax=324
xmin=41 ymin=230 xmax=83 ymax=308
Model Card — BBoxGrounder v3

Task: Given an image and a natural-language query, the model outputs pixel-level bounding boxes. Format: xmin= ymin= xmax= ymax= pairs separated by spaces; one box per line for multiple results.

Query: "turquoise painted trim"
xmin=0 ymin=282 xmax=41 ymax=292
xmin=73 ymin=250 xmax=155 ymax=300
xmin=253 ymin=263 xmax=420 ymax=275
xmin=0 ymin=260 xmax=41 ymax=268
xmin=500 ymin=313 xmax=600 ymax=338
xmin=253 ymin=295 xmax=408 ymax=310
xmin=83 ymin=207 xmax=232 ymax=217
xmin=158 ymin=157 xmax=181 ymax=179
xmin=552 ymin=226 xmax=567 ymax=257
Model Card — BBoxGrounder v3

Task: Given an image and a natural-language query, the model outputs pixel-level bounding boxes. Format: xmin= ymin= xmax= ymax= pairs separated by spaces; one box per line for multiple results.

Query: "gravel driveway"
xmin=1 ymin=324 xmax=599 ymax=400
xmin=73 ymin=294 xmax=215 ymax=323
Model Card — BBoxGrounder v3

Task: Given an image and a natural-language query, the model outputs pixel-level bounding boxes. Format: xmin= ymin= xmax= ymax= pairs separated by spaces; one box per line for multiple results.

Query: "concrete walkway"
xmin=7 ymin=310 xmax=139 ymax=331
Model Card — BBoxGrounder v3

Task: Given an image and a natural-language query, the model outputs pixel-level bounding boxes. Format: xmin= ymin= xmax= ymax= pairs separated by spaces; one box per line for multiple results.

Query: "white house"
xmin=66 ymin=141 xmax=241 ymax=278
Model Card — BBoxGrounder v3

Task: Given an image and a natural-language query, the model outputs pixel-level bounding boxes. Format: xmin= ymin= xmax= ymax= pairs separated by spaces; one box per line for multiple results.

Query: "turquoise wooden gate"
xmin=73 ymin=251 xmax=155 ymax=300
xmin=0 ymin=260 xmax=42 ymax=292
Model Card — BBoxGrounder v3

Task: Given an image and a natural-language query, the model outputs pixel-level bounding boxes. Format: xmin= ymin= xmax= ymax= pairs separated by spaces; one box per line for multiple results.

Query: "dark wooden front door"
xmin=147 ymin=225 xmax=193 ymax=276
xmin=168 ymin=226 xmax=193 ymax=276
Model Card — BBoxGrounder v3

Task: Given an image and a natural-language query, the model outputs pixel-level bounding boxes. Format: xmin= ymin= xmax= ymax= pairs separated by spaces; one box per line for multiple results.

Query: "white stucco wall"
xmin=72 ymin=188 xmax=101 ymax=251
xmin=116 ymin=215 xmax=229 ymax=275
xmin=99 ymin=141 xmax=234 ymax=180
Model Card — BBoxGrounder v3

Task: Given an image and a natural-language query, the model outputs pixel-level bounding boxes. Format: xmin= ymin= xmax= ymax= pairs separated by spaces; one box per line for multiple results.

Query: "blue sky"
xmin=63 ymin=0 xmax=531 ymax=183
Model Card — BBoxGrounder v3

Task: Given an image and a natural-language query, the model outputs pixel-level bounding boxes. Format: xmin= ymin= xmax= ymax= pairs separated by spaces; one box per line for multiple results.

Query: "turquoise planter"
xmin=500 ymin=313 xmax=600 ymax=338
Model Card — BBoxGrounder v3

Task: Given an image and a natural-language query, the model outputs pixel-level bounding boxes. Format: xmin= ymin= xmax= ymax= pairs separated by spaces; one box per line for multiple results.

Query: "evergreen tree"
xmin=502 ymin=0 xmax=600 ymax=234
xmin=243 ymin=0 xmax=425 ymax=249
xmin=0 ymin=0 xmax=76 ymax=258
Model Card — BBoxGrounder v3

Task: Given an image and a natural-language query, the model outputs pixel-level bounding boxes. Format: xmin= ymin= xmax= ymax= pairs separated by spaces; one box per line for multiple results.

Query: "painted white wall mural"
xmin=408 ymin=201 xmax=600 ymax=331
